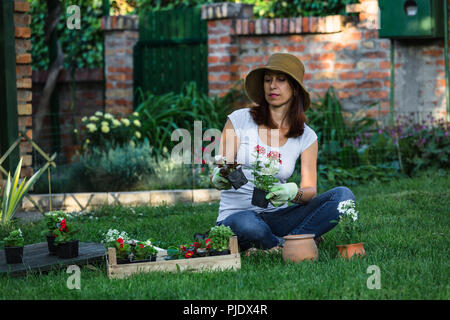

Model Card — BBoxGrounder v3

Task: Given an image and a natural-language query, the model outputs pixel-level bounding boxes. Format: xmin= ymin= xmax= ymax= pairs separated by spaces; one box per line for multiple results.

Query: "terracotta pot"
xmin=336 ymin=242 xmax=365 ymax=259
xmin=282 ymin=234 xmax=318 ymax=262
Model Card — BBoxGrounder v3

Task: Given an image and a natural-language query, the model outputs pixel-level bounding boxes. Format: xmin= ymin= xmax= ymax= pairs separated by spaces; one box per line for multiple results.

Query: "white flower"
xmin=129 ymin=141 xmax=136 ymax=148
xmin=133 ymin=119 xmax=141 ymax=127
xmin=337 ymin=199 xmax=355 ymax=214
xmin=133 ymin=112 xmax=139 ymax=117
xmin=81 ymin=116 xmax=87 ymax=122
xmin=121 ymin=118 xmax=130 ymax=126
xmin=103 ymin=229 xmax=129 ymax=244
xmin=135 ymin=131 xmax=141 ymax=139
xmin=90 ymin=116 xmax=99 ymax=122
xmin=101 ymin=125 xmax=110 ymax=134
xmin=86 ymin=123 xmax=97 ymax=132
xmin=104 ymin=113 xmax=114 ymax=120
xmin=95 ymin=111 xmax=103 ymax=117
xmin=112 ymin=119 xmax=121 ymax=127
xmin=337 ymin=199 xmax=358 ymax=221
xmin=101 ymin=121 xmax=109 ymax=127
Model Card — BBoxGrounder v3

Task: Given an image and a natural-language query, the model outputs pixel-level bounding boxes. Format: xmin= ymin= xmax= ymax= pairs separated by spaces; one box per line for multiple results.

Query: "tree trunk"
xmin=33 ymin=0 xmax=64 ymax=143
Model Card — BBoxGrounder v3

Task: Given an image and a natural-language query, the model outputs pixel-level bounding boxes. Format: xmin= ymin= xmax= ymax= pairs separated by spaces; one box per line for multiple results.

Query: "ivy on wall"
xmin=130 ymin=0 xmax=359 ymax=17
xmin=28 ymin=0 xmax=359 ymax=71
xmin=28 ymin=0 xmax=104 ymax=71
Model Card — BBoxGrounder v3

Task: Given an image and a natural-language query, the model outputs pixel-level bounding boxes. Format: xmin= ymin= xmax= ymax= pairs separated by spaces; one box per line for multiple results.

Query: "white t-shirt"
xmin=217 ymin=107 xmax=318 ymax=222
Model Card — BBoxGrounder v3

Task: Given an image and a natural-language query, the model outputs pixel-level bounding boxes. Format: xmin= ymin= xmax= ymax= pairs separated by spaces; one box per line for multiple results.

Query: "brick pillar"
xmin=14 ymin=0 xmax=33 ymax=176
xmin=101 ymin=15 xmax=138 ymax=115
xmin=202 ymin=3 xmax=254 ymax=98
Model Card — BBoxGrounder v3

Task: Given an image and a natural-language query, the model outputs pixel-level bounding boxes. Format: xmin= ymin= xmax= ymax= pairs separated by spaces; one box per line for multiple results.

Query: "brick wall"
xmin=14 ymin=0 xmax=33 ymax=176
xmin=101 ymin=15 xmax=138 ymax=115
xmin=102 ymin=1 xmax=449 ymax=123
xmin=32 ymin=68 xmax=104 ymax=161
xmin=202 ymin=0 xmax=449 ymax=122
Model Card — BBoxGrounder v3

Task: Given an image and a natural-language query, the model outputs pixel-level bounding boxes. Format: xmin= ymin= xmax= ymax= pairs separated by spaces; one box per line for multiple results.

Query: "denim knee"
xmin=223 ymin=213 xmax=270 ymax=242
xmin=332 ymin=186 xmax=355 ymax=202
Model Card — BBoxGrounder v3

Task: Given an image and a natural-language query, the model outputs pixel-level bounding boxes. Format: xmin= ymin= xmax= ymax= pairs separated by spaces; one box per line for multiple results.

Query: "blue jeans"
xmin=217 ymin=186 xmax=356 ymax=251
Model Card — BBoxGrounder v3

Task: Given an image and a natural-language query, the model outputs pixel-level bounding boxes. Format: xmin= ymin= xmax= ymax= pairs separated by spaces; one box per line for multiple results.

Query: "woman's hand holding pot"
xmin=210 ymin=167 xmax=232 ymax=190
xmin=266 ymin=182 xmax=298 ymax=207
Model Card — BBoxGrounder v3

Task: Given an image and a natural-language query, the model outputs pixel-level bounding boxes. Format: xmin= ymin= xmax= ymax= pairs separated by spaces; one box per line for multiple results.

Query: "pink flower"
xmin=267 ymin=151 xmax=282 ymax=163
xmin=255 ymin=145 xmax=266 ymax=155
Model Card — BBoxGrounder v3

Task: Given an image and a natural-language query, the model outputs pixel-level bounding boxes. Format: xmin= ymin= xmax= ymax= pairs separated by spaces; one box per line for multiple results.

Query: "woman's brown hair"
xmin=249 ymin=72 xmax=307 ymax=138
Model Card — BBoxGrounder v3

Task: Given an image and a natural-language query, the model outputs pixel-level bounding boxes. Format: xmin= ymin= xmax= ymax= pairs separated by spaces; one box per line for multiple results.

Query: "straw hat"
xmin=244 ymin=53 xmax=311 ymax=111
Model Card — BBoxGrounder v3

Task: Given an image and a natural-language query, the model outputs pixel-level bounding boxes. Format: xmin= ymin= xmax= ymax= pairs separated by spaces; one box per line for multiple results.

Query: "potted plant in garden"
xmin=53 ymin=217 xmax=80 ymax=259
xmin=195 ymin=238 xmax=212 ymax=257
xmin=208 ymin=225 xmax=235 ymax=255
xmin=215 ymin=155 xmax=248 ymax=189
xmin=250 ymin=146 xmax=281 ymax=208
xmin=1 ymin=157 xmax=46 ymax=227
xmin=130 ymin=239 xmax=158 ymax=263
xmin=3 ymin=229 xmax=24 ymax=264
xmin=330 ymin=199 xmax=365 ymax=259
xmin=41 ymin=211 xmax=68 ymax=255
xmin=102 ymin=229 xmax=132 ymax=264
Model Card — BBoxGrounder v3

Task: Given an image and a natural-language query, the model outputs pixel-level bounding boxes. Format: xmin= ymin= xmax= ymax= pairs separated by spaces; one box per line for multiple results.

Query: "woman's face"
xmin=263 ymin=71 xmax=294 ymax=108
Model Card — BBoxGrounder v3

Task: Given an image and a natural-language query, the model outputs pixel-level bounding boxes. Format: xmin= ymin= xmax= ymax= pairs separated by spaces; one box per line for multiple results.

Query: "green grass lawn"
xmin=0 ymin=168 xmax=448 ymax=299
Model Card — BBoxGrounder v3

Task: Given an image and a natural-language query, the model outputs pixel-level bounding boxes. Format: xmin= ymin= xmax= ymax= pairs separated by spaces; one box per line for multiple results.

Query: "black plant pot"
xmin=56 ymin=240 xmax=79 ymax=259
xmin=219 ymin=249 xmax=230 ymax=255
xmin=252 ymin=187 xmax=270 ymax=208
xmin=46 ymin=234 xmax=57 ymax=255
xmin=130 ymin=255 xmax=157 ymax=263
xmin=225 ymin=166 xmax=248 ymax=190
xmin=208 ymin=249 xmax=219 ymax=256
xmin=197 ymin=249 xmax=207 ymax=257
xmin=117 ymin=258 xmax=130 ymax=264
xmin=4 ymin=246 xmax=24 ymax=264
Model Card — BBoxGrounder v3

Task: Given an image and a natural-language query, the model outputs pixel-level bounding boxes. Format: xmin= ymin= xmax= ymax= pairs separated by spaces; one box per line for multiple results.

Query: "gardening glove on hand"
xmin=210 ymin=167 xmax=232 ymax=190
xmin=266 ymin=182 xmax=298 ymax=207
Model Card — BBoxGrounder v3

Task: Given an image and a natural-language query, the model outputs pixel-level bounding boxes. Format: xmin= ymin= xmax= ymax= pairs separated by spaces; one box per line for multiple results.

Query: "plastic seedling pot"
xmin=252 ymin=187 xmax=270 ymax=208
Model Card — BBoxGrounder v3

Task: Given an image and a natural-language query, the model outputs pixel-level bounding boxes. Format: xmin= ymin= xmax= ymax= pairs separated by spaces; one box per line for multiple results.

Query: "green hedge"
xmin=28 ymin=0 xmax=104 ymax=71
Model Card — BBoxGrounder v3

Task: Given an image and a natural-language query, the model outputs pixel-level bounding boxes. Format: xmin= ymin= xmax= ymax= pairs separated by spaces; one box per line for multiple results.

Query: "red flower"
xmin=116 ymin=237 xmax=124 ymax=249
xmin=139 ymin=244 xmax=144 ymax=249
xmin=179 ymin=245 xmax=187 ymax=252
xmin=59 ymin=218 xmax=67 ymax=232
xmin=194 ymin=242 xmax=201 ymax=249
xmin=185 ymin=250 xmax=194 ymax=259
xmin=205 ymin=238 xmax=211 ymax=249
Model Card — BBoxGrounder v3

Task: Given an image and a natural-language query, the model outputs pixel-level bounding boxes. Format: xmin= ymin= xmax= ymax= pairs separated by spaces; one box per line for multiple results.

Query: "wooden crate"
xmin=107 ymin=236 xmax=241 ymax=279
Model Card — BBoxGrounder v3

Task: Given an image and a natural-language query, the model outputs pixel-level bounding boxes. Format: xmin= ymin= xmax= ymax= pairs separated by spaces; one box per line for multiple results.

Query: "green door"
xmin=133 ymin=6 xmax=208 ymax=108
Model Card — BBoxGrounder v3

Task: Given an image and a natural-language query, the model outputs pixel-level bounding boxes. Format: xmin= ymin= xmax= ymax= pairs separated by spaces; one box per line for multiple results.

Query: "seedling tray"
xmin=106 ymin=236 xmax=241 ymax=279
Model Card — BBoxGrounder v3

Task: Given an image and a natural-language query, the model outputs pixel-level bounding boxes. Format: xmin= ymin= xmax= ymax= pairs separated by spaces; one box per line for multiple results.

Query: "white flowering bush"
xmin=331 ymin=199 xmax=362 ymax=243
xmin=102 ymin=228 xmax=130 ymax=247
xmin=78 ymin=111 xmax=143 ymax=153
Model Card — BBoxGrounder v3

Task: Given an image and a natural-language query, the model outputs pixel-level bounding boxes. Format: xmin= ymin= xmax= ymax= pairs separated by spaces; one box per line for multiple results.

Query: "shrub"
xmin=132 ymin=0 xmax=359 ymax=18
xmin=80 ymin=139 xmax=156 ymax=192
xmin=135 ymin=81 xmax=237 ymax=157
xmin=78 ymin=111 xmax=144 ymax=154
xmin=28 ymin=0 xmax=103 ymax=71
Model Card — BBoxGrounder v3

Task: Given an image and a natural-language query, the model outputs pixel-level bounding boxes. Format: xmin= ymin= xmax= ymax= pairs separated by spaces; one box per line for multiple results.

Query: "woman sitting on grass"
xmin=210 ymin=52 xmax=356 ymax=254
